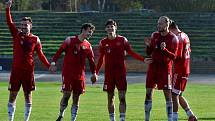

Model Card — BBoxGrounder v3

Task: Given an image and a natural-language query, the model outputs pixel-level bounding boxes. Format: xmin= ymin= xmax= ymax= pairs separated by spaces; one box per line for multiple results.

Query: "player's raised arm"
xmin=6 ymin=0 xmax=12 ymax=8
xmin=5 ymin=0 xmax=18 ymax=36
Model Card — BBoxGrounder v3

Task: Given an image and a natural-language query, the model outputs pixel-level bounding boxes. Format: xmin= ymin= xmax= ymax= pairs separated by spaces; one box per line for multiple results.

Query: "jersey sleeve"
xmin=6 ymin=8 xmax=18 ymax=37
xmin=124 ymin=37 xmax=144 ymax=61
xmin=52 ymin=37 xmax=70 ymax=62
xmin=87 ymin=45 xmax=96 ymax=74
xmin=182 ymin=33 xmax=191 ymax=59
xmin=35 ymin=37 xmax=50 ymax=68
xmin=96 ymin=41 xmax=105 ymax=74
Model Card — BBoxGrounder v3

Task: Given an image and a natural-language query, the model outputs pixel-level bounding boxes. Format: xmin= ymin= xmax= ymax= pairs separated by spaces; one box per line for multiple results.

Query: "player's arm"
xmin=161 ymin=37 xmax=178 ymax=60
xmin=52 ymin=37 xmax=69 ymax=63
xmin=183 ymin=34 xmax=191 ymax=59
xmin=87 ymin=45 xmax=98 ymax=84
xmin=49 ymin=37 xmax=69 ymax=72
xmin=5 ymin=0 xmax=18 ymax=36
xmin=35 ymin=38 xmax=50 ymax=69
xmin=124 ymin=37 xmax=145 ymax=61
xmin=145 ymin=35 xmax=154 ymax=56
xmin=87 ymin=46 xmax=96 ymax=74
xmin=96 ymin=41 xmax=105 ymax=74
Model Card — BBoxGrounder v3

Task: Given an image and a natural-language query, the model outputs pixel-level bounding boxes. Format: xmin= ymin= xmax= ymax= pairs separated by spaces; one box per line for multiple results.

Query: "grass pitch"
xmin=0 ymin=82 xmax=214 ymax=121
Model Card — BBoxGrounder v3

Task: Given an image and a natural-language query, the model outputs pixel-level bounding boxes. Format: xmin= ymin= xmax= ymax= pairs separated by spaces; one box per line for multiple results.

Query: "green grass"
xmin=0 ymin=82 xmax=215 ymax=121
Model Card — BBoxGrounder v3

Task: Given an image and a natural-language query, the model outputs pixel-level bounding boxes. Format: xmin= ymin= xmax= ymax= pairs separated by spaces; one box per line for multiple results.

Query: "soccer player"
xmin=96 ymin=19 xmax=151 ymax=121
xmin=50 ymin=23 xmax=97 ymax=121
xmin=5 ymin=0 xmax=51 ymax=121
xmin=144 ymin=16 xmax=178 ymax=121
xmin=169 ymin=20 xmax=197 ymax=121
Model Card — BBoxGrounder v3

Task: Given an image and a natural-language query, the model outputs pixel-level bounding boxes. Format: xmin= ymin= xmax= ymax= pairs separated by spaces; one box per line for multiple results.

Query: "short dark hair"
xmin=21 ymin=17 xmax=32 ymax=23
xmin=105 ymin=19 xmax=117 ymax=27
xmin=80 ymin=23 xmax=95 ymax=33
xmin=169 ymin=20 xmax=178 ymax=29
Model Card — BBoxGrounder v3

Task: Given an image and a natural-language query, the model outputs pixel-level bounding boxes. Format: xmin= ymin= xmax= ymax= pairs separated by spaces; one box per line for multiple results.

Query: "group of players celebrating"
xmin=5 ymin=0 xmax=197 ymax=121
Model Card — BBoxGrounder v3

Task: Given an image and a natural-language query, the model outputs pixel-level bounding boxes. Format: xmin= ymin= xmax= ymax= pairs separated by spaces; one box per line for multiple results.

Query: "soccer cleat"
xmin=56 ymin=116 xmax=63 ymax=121
xmin=188 ymin=115 xmax=198 ymax=121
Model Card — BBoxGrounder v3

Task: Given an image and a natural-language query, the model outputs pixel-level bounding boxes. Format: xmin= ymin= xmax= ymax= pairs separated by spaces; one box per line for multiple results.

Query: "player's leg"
xmin=145 ymin=69 xmax=155 ymax=121
xmin=172 ymin=73 xmax=180 ymax=121
xmin=24 ymin=91 xmax=32 ymax=121
xmin=172 ymin=93 xmax=179 ymax=121
xmin=56 ymin=91 xmax=71 ymax=121
xmin=71 ymin=93 xmax=81 ymax=121
xmin=8 ymin=70 xmax=22 ymax=121
xmin=163 ymin=89 xmax=173 ymax=121
xmin=144 ymin=88 xmax=154 ymax=121
xmin=70 ymin=79 xmax=85 ymax=121
xmin=179 ymin=95 xmax=197 ymax=120
xmin=8 ymin=91 xmax=18 ymax=121
xmin=22 ymin=70 xmax=35 ymax=121
xmin=108 ymin=92 xmax=116 ymax=121
xmin=118 ymin=90 xmax=126 ymax=121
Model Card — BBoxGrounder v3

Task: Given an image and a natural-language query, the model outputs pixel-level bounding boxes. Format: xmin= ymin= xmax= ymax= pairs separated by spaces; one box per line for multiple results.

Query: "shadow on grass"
xmin=198 ymin=117 xmax=215 ymax=120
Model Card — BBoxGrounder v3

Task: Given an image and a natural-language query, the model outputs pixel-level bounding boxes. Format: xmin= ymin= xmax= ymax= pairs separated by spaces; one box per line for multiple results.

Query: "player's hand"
xmin=90 ymin=73 xmax=98 ymax=84
xmin=144 ymin=58 xmax=153 ymax=64
xmin=6 ymin=0 xmax=12 ymax=8
xmin=160 ymin=42 xmax=166 ymax=50
xmin=49 ymin=65 xmax=57 ymax=73
xmin=144 ymin=37 xmax=151 ymax=46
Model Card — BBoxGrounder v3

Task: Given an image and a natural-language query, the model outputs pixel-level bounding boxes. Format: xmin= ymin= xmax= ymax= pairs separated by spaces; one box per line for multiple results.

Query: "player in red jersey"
xmin=50 ymin=23 xmax=97 ymax=121
xmin=5 ymin=0 xmax=51 ymax=121
xmin=144 ymin=16 xmax=178 ymax=121
xmin=96 ymin=19 xmax=151 ymax=121
xmin=169 ymin=20 xmax=197 ymax=121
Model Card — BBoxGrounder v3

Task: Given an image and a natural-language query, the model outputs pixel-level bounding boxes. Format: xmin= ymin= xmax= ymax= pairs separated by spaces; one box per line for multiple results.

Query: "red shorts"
xmin=61 ymin=75 xmax=85 ymax=94
xmin=103 ymin=75 xmax=127 ymax=93
xmin=172 ymin=73 xmax=188 ymax=95
xmin=146 ymin=70 xmax=172 ymax=90
xmin=9 ymin=68 xmax=35 ymax=92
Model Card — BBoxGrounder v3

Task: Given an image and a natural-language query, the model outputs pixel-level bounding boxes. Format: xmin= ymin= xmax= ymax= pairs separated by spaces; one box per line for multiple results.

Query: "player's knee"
xmin=145 ymin=93 xmax=152 ymax=100
xmin=9 ymin=93 xmax=18 ymax=103
xmin=172 ymin=92 xmax=179 ymax=97
xmin=119 ymin=97 xmax=126 ymax=104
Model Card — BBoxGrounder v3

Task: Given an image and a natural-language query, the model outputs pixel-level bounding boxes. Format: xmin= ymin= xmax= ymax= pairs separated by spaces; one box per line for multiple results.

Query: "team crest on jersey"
xmin=105 ymin=44 xmax=111 ymax=53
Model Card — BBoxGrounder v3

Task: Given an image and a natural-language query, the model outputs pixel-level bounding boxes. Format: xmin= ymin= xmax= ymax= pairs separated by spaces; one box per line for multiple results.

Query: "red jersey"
xmin=146 ymin=31 xmax=178 ymax=73
xmin=52 ymin=36 xmax=96 ymax=81
xmin=174 ymin=32 xmax=191 ymax=74
xmin=96 ymin=35 xmax=144 ymax=80
xmin=6 ymin=8 xmax=50 ymax=71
